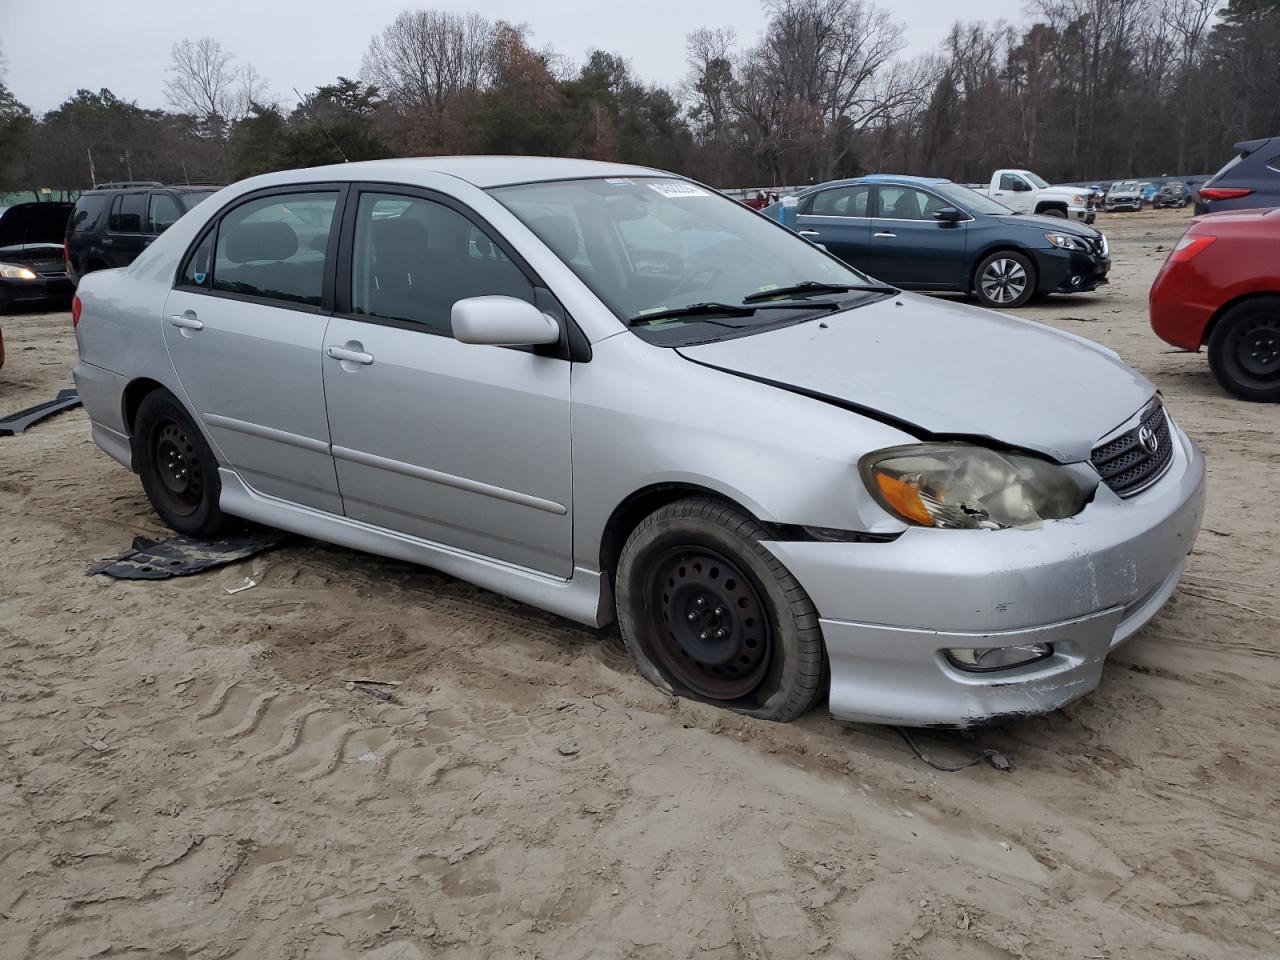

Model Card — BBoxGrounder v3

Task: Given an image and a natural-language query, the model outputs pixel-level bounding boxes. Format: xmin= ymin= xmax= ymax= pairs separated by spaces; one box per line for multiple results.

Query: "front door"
xmin=162 ymin=187 xmax=344 ymax=514
xmin=868 ymin=185 xmax=970 ymax=289
xmin=322 ymin=189 xmax=573 ymax=577
xmin=794 ymin=183 xmax=873 ymax=274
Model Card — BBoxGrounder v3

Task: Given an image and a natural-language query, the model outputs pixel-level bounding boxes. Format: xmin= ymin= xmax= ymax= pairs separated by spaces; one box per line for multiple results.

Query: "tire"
xmin=615 ymin=497 xmax=825 ymax=722
xmin=1040 ymin=207 xmax=1067 ymax=219
xmin=133 ymin=389 xmax=229 ymax=536
xmin=1207 ymin=296 xmax=1280 ymax=402
xmin=974 ymin=250 xmax=1036 ymax=309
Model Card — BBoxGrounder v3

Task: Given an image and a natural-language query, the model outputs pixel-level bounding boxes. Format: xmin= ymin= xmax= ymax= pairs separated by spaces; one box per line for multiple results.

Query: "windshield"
xmin=489 ymin=177 xmax=877 ymax=337
xmin=1024 ymin=172 xmax=1050 ymax=189
xmin=1114 ymin=181 xmax=1139 ymax=192
xmin=932 ymin=182 xmax=1011 ymax=216
xmin=179 ymin=190 xmax=218 ymax=212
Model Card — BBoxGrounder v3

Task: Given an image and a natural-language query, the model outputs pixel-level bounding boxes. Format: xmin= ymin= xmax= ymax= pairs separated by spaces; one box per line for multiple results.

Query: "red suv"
xmin=1149 ymin=208 xmax=1280 ymax=402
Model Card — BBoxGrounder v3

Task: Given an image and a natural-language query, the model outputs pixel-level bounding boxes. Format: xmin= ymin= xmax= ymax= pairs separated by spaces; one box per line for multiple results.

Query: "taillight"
xmin=1198 ymin=187 xmax=1253 ymax=202
xmin=1169 ymin=235 xmax=1216 ymax=263
xmin=72 ymin=295 xmax=82 ymax=329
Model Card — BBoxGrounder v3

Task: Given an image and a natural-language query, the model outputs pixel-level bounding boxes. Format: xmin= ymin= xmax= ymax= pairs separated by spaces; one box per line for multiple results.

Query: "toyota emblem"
xmin=1138 ymin=424 xmax=1159 ymax=455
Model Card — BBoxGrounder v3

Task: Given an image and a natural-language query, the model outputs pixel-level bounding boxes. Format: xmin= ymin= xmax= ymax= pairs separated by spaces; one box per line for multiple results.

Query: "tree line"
xmin=0 ymin=0 xmax=1277 ymax=199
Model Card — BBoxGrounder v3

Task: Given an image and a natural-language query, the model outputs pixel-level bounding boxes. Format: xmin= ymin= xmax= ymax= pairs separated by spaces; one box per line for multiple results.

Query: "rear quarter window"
xmin=71 ymin=194 xmax=111 ymax=233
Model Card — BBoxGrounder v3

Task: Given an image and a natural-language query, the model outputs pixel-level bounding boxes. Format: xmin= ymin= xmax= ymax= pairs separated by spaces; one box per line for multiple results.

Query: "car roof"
xmin=242 ymin=156 xmax=669 ymax=190
xmin=853 ymin=174 xmax=951 ymax=186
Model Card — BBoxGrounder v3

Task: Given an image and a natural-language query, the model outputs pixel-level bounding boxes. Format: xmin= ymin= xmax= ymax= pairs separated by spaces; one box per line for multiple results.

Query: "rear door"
xmin=321 ymin=186 xmax=573 ymax=576
xmin=161 ymin=186 xmax=345 ymax=513
xmin=103 ymin=192 xmax=150 ymax=267
xmin=794 ymin=183 xmax=873 ymax=273
xmin=868 ymin=185 xmax=969 ymax=289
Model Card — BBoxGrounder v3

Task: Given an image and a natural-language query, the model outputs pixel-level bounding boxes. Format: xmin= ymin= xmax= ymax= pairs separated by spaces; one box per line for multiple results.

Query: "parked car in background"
xmin=1106 ymin=181 xmax=1144 ymax=211
xmin=973 ymin=169 xmax=1095 ymax=222
xmin=72 ymin=156 xmax=1203 ymax=727
xmin=1154 ymin=183 xmax=1189 ymax=209
xmin=1139 ymin=182 xmax=1159 ymax=204
xmin=0 ymin=201 xmax=74 ymax=314
xmin=65 ymin=182 xmax=222 ymax=285
xmin=763 ymin=175 xmax=1109 ymax=308
xmin=1195 ymin=137 xmax=1280 ymax=215
xmin=1150 ymin=207 xmax=1280 ymax=402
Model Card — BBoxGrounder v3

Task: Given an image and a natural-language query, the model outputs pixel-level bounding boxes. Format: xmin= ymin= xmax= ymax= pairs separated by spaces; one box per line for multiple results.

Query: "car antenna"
xmin=293 ymin=87 xmax=349 ymax=163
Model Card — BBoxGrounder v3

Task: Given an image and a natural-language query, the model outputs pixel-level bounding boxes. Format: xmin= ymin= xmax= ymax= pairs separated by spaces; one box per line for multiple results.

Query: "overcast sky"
xmin=3 ymin=0 xmax=1026 ymax=114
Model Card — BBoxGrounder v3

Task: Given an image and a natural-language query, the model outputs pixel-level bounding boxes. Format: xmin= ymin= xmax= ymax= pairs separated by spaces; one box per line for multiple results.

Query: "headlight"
xmin=1044 ymin=232 xmax=1088 ymax=252
xmin=860 ymin=443 xmax=1088 ymax=530
xmin=1072 ymin=194 xmax=1084 ymax=204
xmin=0 ymin=262 xmax=38 ymax=281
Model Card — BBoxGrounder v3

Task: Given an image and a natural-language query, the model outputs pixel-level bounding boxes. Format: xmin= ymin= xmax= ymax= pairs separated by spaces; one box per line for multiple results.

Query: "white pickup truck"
xmin=973 ymin=169 xmax=1096 ymax=224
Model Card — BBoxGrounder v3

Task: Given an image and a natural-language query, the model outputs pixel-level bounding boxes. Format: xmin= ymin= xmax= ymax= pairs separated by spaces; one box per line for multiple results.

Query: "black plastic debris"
xmin=87 ymin=530 xmax=290 ymax=580
xmin=0 ymin=388 xmax=82 ymax=437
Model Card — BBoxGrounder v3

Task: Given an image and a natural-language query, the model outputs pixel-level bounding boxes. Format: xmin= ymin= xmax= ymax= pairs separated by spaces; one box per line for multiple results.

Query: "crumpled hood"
xmin=677 ymin=293 xmax=1154 ymax=463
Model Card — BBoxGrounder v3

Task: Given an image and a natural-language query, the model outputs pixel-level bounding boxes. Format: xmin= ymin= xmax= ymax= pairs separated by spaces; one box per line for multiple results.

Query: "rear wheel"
xmin=134 ymin=390 xmax=229 ymax=536
xmin=1207 ymin=296 xmax=1280 ymax=402
xmin=615 ymin=497 xmax=825 ymax=722
xmin=974 ymin=250 xmax=1036 ymax=309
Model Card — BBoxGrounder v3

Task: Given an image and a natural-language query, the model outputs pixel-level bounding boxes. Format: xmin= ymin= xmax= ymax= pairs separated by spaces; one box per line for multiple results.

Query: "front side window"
xmin=491 ymin=177 xmax=876 ymax=340
xmin=180 ymin=231 xmax=214 ymax=288
xmin=108 ymin=193 xmax=146 ymax=232
xmin=350 ymin=193 xmax=535 ymax=334
xmin=147 ymin=194 xmax=184 ymax=234
xmin=808 ymin=185 xmax=870 ymax=217
xmin=212 ymin=192 xmax=338 ymax=306
xmin=878 ymin=187 xmax=933 ymax=220
xmin=999 ymin=173 xmax=1025 ymax=192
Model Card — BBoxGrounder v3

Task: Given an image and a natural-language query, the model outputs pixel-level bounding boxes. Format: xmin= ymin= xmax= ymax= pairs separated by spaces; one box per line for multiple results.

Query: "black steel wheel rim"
xmin=1233 ymin=316 xmax=1280 ymax=380
xmin=647 ymin=547 xmax=773 ymax=701
xmin=151 ymin=417 xmax=204 ymax=516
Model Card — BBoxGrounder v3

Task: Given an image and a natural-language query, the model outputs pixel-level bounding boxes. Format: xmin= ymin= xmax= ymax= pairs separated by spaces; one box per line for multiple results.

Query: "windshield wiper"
xmin=627 ymin=300 xmax=838 ymax=326
xmin=742 ymin=280 xmax=897 ymax=303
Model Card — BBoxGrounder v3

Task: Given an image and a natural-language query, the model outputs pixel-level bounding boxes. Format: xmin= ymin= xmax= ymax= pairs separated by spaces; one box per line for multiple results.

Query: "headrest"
xmin=223 ymin=220 xmax=298 ymax=264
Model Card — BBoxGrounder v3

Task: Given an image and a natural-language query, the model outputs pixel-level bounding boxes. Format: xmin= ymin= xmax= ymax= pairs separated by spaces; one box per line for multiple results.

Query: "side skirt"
xmin=218 ymin=468 xmax=613 ymax=628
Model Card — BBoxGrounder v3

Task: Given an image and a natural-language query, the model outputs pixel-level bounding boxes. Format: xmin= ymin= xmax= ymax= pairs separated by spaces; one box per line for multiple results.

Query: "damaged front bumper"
xmin=764 ymin=422 xmax=1206 ymax=727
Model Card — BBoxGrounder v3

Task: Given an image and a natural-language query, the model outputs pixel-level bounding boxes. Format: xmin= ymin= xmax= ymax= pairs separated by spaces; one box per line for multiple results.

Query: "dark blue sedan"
xmin=765 ymin=175 xmax=1110 ymax=308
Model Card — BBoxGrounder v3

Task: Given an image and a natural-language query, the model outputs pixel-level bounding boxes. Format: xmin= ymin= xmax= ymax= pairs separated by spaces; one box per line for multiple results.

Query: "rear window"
xmin=70 ymin=194 xmax=112 ymax=234
xmin=1207 ymin=154 xmax=1243 ymax=185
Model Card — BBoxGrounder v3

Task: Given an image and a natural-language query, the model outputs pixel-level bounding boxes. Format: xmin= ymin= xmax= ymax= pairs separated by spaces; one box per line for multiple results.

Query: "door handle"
xmin=327 ymin=344 xmax=374 ymax=365
xmin=797 ymin=229 xmax=820 ymax=237
xmin=168 ymin=313 xmax=204 ymax=331
xmin=874 ymin=231 xmax=896 ymax=239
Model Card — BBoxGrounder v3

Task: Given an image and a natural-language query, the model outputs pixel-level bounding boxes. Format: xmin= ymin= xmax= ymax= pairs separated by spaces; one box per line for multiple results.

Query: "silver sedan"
xmin=72 ymin=158 xmax=1205 ymax=727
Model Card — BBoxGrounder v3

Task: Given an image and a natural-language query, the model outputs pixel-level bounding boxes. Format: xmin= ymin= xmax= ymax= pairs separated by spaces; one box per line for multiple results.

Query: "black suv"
xmin=65 ymin=182 xmax=222 ymax=285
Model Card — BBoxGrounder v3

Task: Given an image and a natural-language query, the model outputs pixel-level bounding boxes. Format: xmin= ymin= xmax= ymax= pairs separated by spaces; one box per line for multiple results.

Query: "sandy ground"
xmin=1 ymin=206 xmax=1278 ymax=960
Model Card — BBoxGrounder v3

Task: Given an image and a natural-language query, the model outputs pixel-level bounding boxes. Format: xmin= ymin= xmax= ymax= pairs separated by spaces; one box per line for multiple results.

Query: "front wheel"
xmin=134 ymin=389 xmax=229 ymax=536
xmin=615 ymin=497 xmax=825 ymax=722
xmin=1207 ymin=296 xmax=1280 ymax=402
xmin=1040 ymin=207 xmax=1067 ymax=219
xmin=974 ymin=250 xmax=1036 ymax=309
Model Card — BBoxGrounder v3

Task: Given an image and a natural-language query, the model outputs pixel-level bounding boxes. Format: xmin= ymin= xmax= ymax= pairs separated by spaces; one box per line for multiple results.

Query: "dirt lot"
xmin=2 ymin=206 xmax=1278 ymax=960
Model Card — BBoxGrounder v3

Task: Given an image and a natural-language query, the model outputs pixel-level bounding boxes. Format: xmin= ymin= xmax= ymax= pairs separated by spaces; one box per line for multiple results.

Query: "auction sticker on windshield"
xmin=648 ymin=182 xmax=709 ymax=198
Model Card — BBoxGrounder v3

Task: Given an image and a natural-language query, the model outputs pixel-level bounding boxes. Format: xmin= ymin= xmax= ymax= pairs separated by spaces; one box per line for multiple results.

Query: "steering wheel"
xmin=667 ymin=262 xmax=723 ymax=300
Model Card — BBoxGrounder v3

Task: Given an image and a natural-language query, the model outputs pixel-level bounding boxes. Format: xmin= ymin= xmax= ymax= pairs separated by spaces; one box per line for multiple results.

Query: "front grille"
xmin=1092 ymin=401 xmax=1174 ymax=497
xmin=38 ymin=270 xmax=68 ymax=280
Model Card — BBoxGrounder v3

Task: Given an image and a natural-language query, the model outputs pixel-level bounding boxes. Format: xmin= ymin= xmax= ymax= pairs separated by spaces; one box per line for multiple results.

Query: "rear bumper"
xmin=73 ymin=358 xmax=132 ymax=469
xmin=764 ymin=421 xmax=1205 ymax=726
xmin=1148 ymin=260 xmax=1215 ymax=351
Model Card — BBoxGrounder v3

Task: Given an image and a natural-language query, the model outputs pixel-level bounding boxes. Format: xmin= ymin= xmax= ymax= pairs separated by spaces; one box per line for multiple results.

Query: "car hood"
xmin=676 ymin=294 xmax=1154 ymax=463
xmin=991 ymin=213 xmax=1100 ymax=237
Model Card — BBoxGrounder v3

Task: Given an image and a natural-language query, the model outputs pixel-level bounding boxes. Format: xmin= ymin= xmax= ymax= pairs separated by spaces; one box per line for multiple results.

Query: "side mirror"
xmin=933 ymin=207 xmax=964 ymax=223
xmin=451 ymin=295 xmax=560 ymax=347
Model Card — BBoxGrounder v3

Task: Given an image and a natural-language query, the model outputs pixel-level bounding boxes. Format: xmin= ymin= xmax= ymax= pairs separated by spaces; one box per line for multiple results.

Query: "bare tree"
xmin=164 ymin=38 xmax=264 ymax=124
xmin=361 ymin=10 xmax=499 ymax=112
